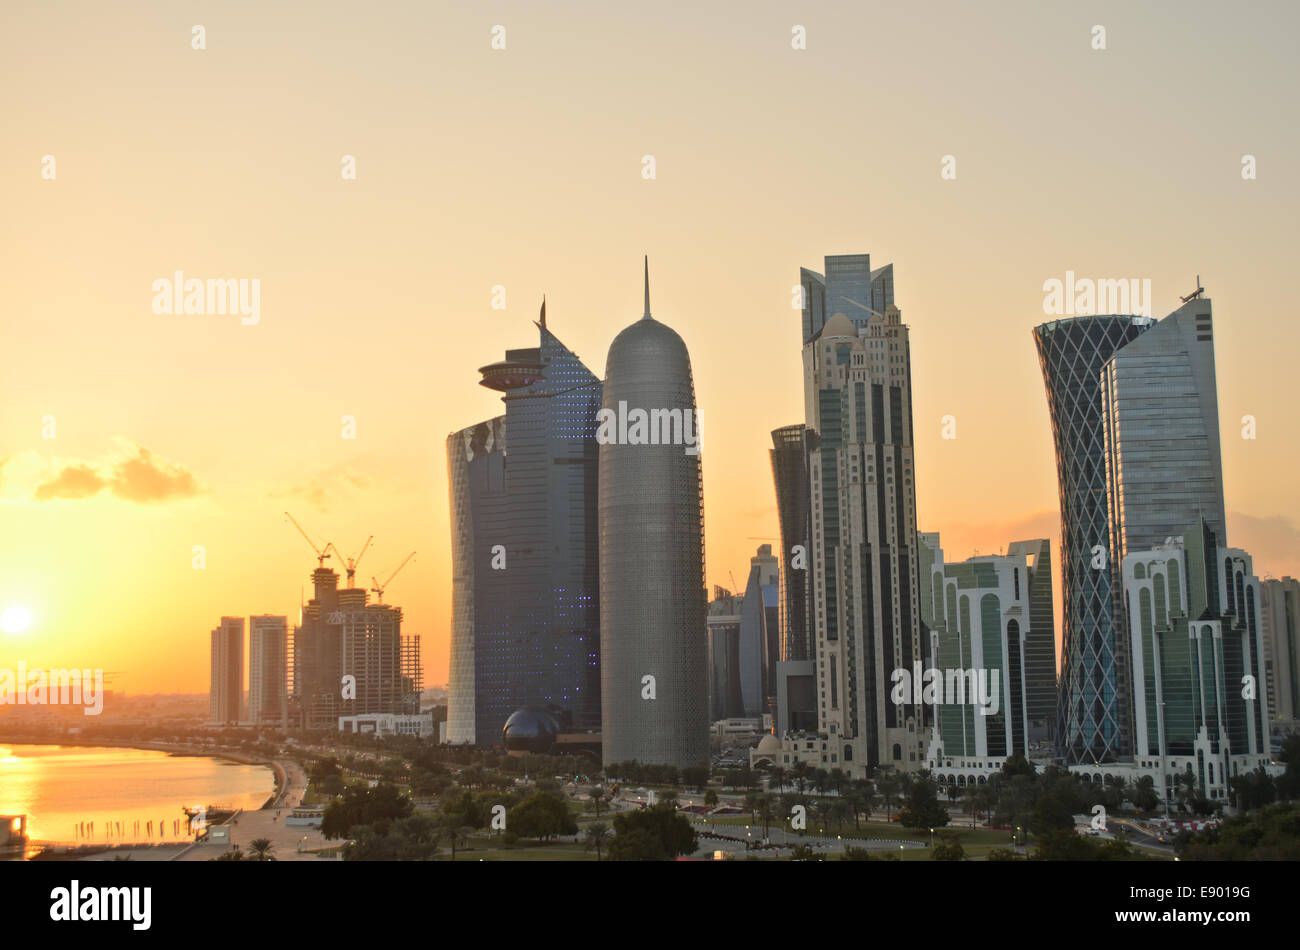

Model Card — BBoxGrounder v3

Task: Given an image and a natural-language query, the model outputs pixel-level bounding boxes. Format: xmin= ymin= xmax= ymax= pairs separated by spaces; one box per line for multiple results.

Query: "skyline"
xmin=4 ymin=0 xmax=1300 ymax=697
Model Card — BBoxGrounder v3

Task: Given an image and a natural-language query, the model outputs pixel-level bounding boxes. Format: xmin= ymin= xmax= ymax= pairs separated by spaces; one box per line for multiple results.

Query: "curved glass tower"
xmin=1033 ymin=315 xmax=1150 ymax=764
xmin=446 ymin=306 xmax=602 ymax=747
xmin=598 ymin=260 xmax=708 ymax=769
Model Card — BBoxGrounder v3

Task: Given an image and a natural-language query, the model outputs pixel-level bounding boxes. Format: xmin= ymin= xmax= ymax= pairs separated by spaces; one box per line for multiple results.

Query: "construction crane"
xmin=332 ymin=535 xmax=374 ymax=588
xmin=284 ymin=512 xmax=334 ymax=568
xmin=371 ymin=551 xmax=416 ymax=604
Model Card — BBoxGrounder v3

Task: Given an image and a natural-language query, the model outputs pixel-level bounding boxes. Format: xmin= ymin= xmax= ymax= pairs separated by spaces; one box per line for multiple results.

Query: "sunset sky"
xmin=3 ymin=1 xmax=1298 ymax=696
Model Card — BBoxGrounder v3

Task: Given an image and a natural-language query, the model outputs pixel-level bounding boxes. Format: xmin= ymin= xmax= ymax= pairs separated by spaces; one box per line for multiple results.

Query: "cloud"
xmin=110 ymin=446 xmax=201 ymax=503
xmin=274 ymin=460 xmax=395 ymax=514
xmin=34 ymin=464 xmax=108 ymax=501
xmin=30 ymin=445 xmax=201 ymax=504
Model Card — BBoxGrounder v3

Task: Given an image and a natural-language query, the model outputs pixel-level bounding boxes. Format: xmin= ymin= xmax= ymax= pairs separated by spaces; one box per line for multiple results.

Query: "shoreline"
xmin=1 ymin=738 xmax=290 ymax=853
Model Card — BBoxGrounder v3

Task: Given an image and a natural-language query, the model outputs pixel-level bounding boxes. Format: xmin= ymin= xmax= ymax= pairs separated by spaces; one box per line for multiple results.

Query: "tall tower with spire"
xmin=598 ymin=259 xmax=709 ymax=769
xmin=445 ymin=300 xmax=603 ymax=747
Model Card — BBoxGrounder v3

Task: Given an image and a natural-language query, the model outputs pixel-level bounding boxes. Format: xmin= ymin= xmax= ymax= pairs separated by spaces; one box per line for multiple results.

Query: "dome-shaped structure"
xmin=756 ymin=734 xmax=781 ymax=754
xmin=819 ymin=312 xmax=857 ymax=339
xmin=502 ymin=707 xmax=561 ymax=753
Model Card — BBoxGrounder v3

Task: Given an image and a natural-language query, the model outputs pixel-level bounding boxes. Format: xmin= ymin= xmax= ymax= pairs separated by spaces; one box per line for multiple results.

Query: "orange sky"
xmin=3 ymin=1 xmax=1298 ymax=695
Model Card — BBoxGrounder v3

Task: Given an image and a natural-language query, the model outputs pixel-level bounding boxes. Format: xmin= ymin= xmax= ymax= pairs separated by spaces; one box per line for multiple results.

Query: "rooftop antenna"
xmin=642 ymin=255 xmax=651 ymax=319
xmin=534 ymin=295 xmax=547 ymax=331
xmin=1180 ymin=275 xmax=1205 ymax=304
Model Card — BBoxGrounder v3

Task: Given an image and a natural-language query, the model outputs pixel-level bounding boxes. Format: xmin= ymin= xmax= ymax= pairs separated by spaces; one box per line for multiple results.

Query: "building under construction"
xmin=288 ymin=558 xmax=422 ymax=730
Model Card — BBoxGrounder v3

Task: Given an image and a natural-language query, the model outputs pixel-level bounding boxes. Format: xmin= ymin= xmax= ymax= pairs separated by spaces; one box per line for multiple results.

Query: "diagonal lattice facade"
xmin=1033 ymin=315 xmax=1150 ymax=764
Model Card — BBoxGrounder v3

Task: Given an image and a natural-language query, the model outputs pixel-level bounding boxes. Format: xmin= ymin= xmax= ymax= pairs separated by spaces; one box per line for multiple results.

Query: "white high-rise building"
xmin=798 ymin=253 xmax=925 ymax=776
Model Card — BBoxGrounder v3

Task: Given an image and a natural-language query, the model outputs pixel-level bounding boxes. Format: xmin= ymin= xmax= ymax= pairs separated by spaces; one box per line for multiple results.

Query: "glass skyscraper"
xmin=599 ymin=262 xmax=709 ymax=769
xmin=445 ymin=311 xmax=602 ymax=747
xmin=1034 ymin=314 xmax=1151 ymax=764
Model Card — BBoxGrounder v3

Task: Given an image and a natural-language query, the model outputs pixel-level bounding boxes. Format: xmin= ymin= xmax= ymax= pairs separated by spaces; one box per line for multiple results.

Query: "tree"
xmin=439 ymin=817 xmax=475 ymax=860
xmin=704 ymin=789 xmax=719 ymax=807
xmin=876 ymin=769 xmax=902 ymax=821
xmin=1178 ymin=801 xmax=1300 ymax=860
xmin=321 ymin=782 xmax=413 ymax=839
xmin=768 ymin=766 xmax=786 ymax=794
xmin=589 ymin=786 xmax=606 ymax=817
xmin=345 ymin=814 xmax=442 ymax=861
xmin=931 ymin=832 xmax=965 ymax=861
xmin=213 ymin=847 xmax=245 ymax=861
xmin=898 ymin=774 xmax=948 ymax=829
xmin=1029 ymin=786 xmax=1076 ymax=836
xmin=609 ymin=803 xmax=697 ymax=860
xmin=790 ymin=844 xmax=824 ymax=861
xmin=584 ymin=822 xmax=611 ymax=861
xmin=508 ymin=792 xmax=578 ymax=842
xmin=1130 ymin=775 xmax=1160 ymax=812
xmin=248 ymin=838 xmax=275 ymax=862
xmin=757 ymin=794 xmax=776 ymax=838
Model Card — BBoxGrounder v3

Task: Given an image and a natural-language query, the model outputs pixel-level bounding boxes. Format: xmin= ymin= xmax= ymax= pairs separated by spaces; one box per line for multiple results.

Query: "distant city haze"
xmin=2 ymin=1 xmax=1298 ymax=693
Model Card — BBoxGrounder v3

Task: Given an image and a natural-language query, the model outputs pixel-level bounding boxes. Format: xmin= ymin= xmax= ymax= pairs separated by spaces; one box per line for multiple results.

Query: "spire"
xmin=535 ymin=295 xmax=547 ymax=331
xmin=642 ymin=255 xmax=651 ymax=320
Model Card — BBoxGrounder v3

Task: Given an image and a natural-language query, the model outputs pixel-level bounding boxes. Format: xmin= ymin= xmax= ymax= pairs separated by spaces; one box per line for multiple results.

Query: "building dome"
xmin=756 ymin=734 xmax=781 ymax=754
xmin=819 ymin=312 xmax=857 ymax=339
xmin=502 ymin=707 xmax=561 ymax=753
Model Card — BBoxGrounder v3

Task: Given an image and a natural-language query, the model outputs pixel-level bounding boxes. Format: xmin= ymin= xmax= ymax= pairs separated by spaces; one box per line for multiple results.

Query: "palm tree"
xmin=828 ymin=798 xmax=852 ymax=832
xmin=768 ymin=765 xmax=787 ymax=794
xmin=876 ymin=770 xmax=901 ymax=822
xmin=812 ymin=768 xmax=830 ymax=796
xmin=441 ymin=820 xmax=473 ymax=860
xmin=589 ymin=786 xmax=605 ymax=817
xmin=744 ymin=792 xmax=762 ymax=822
xmin=584 ymin=822 xmax=610 ymax=861
xmin=961 ymin=786 xmax=978 ymax=827
xmin=248 ymin=838 xmax=276 ymax=861
xmin=757 ymin=794 xmax=775 ymax=838
xmin=792 ymin=761 xmax=810 ymax=794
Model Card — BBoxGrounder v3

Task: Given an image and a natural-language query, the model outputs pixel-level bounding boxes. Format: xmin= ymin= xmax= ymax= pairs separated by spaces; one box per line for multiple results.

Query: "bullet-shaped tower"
xmin=598 ymin=259 xmax=709 ymax=769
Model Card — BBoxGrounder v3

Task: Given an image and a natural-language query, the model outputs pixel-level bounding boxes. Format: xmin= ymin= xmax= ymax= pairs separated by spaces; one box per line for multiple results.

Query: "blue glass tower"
xmin=446 ymin=303 xmax=602 ymax=747
xmin=1033 ymin=315 xmax=1151 ymax=764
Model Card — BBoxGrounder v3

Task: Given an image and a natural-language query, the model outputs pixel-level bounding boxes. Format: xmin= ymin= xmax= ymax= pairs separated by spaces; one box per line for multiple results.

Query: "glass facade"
xmin=1034 ymin=315 xmax=1150 ymax=764
xmin=598 ymin=293 xmax=709 ymax=769
xmin=445 ymin=323 xmax=602 ymax=747
xmin=770 ymin=425 xmax=812 ymax=663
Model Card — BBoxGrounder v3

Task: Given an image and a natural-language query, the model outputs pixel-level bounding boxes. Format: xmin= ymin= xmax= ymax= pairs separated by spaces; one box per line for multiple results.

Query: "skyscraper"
xmin=739 ymin=544 xmax=780 ymax=719
xmin=1005 ymin=538 xmax=1057 ymax=743
xmin=209 ymin=616 xmax=244 ymax=725
xmin=770 ymin=425 xmax=812 ymax=663
xmin=599 ymin=260 xmax=708 ymax=769
xmin=1261 ymin=578 xmax=1300 ymax=723
xmin=1038 ymin=293 xmax=1233 ymax=766
xmin=1101 ymin=298 xmax=1226 ymax=564
xmin=446 ymin=302 xmax=602 ymax=747
xmin=291 ymin=567 xmax=345 ymax=730
xmin=248 ymin=614 xmax=287 ymax=728
xmin=707 ymin=586 xmax=744 ymax=722
xmin=800 ymin=253 xmax=925 ymax=775
xmin=1034 ymin=314 xmax=1151 ymax=764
